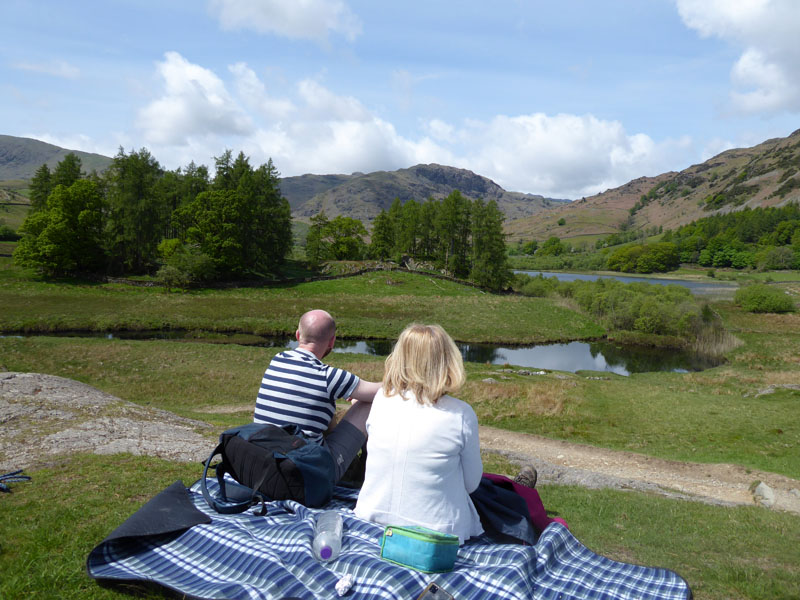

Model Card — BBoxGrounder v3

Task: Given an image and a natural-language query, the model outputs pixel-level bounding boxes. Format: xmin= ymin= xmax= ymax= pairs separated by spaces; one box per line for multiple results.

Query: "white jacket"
xmin=354 ymin=388 xmax=484 ymax=543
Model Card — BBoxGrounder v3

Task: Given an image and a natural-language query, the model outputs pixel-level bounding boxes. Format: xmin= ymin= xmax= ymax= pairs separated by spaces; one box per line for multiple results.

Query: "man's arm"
xmin=348 ymin=380 xmax=381 ymax=402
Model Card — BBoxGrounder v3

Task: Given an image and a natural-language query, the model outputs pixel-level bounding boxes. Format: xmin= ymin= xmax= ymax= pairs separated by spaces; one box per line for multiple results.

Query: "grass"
xmin=2 ymin=267 xmax=799 ymax=598
xmin=0 ymin=268 xmax=605 ymax=344
xmin=1 ymin=453 xmax=797 ymax=600
xmin=0 ymin=201 xmax=30 ymax=231
xmin=2 ymin=304 xmax=798 ymax=478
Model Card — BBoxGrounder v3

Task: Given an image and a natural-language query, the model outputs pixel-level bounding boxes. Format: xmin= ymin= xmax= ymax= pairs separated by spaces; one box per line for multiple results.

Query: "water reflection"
xmin=23 ymin=330 xmax=718 ymax=375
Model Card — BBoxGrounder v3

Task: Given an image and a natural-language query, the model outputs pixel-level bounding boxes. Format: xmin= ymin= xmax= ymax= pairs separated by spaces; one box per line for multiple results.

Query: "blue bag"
xmin=379 ymin=525 xmax=459 ymax=573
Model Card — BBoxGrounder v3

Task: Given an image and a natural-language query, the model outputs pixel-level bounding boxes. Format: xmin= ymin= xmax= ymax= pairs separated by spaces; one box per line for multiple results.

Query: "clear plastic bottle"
xmin=312 ymin=511 xmax=343 ymax=561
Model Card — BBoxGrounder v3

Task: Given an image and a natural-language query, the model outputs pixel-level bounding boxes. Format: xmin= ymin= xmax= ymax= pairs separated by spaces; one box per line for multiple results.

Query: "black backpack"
xmin=201 ymin=423 xmax=336 ymax=514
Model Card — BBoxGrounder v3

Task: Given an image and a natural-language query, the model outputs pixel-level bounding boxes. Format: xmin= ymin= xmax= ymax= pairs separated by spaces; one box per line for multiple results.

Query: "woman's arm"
xmin=460 ymin=405 xmax=483 ymax=493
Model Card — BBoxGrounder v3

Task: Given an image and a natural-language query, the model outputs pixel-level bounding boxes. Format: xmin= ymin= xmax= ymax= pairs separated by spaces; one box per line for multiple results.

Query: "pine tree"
xmin=369 ymin=210 xmax=394 ymax=260
xmin=470 ymin=199 xmax=511 ymax=290
xmin=29 ymin=164 xmax=53 ymax=212
xmin=105 ymin=147 xmax=165 ymax=273
xmin=435 ymin=190 xmax=471 ymax=277
xmin=306 ymin=211 xmax=330 ymax=266
xmin=52 ymin=153 xmax=83 ymax=188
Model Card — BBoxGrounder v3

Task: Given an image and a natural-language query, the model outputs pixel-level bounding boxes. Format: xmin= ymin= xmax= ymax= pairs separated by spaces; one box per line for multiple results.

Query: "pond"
xmin=12 ymin=330 xmax=720 ymax=376
xmin=515 ymin=270 xmax=738 ymax=296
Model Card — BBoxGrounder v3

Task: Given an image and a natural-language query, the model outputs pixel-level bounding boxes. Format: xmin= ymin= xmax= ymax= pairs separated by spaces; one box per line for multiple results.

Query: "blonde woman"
xmin=354 ymin=324 xmax=484 ymax=544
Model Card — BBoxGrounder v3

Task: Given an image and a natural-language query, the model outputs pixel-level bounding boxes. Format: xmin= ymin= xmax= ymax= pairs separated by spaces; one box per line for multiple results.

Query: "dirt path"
xmin=480 ymin=425 xmax=800 ymax=515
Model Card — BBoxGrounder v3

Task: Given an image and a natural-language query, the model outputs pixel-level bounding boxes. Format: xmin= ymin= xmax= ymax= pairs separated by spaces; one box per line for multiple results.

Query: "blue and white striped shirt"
xmin=254 ymin=348 xmax=360 ymax=443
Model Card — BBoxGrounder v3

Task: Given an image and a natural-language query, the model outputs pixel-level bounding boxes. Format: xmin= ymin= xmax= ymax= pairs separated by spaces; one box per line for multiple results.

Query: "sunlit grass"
xmin=0 ymin=454 xmax=797 ymax=600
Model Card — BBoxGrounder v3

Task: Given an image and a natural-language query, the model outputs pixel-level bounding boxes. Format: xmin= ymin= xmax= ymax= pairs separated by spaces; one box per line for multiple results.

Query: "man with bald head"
xmin=255 ymin=309 xmax=381 ymax=482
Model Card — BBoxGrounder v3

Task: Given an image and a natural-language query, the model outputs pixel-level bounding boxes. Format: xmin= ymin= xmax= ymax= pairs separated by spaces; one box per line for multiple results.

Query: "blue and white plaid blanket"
xmin=87 ymin=479 xmax=691 ymax=600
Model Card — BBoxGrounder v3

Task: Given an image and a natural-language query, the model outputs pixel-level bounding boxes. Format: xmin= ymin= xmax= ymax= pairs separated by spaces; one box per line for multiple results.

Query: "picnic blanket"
xmin=87 ymin=478 xmax=692 ymax=600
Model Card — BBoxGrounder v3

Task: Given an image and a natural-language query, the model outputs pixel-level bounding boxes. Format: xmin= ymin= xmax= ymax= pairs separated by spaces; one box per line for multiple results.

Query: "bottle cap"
xmin=320 ymin=546 xmax=332 ymax=559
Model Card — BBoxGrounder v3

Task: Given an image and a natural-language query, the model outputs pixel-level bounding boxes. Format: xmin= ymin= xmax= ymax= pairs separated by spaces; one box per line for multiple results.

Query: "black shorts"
xmin=322 ymin=418 xmax=366 ymax=482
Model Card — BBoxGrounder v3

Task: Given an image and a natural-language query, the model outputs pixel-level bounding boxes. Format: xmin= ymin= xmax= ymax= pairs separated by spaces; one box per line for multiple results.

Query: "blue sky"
xmin=2 ymin=0 xmax=798 ymax=199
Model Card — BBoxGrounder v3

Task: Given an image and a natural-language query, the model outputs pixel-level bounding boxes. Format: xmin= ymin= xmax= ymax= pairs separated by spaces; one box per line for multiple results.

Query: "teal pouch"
xmin=379 ymin=525 xmax=459 ymax=573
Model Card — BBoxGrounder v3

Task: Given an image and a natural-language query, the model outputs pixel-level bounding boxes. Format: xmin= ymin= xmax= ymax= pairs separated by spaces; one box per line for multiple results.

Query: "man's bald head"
xmin=297 ymin=309 xmax=336 ymax=346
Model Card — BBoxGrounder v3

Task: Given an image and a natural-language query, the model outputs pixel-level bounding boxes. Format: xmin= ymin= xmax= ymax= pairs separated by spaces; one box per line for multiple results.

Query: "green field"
xmin=0 ymin=267 xmax=604 ymax=343
xmin=1 ymin=265 xmax=799 ymax=599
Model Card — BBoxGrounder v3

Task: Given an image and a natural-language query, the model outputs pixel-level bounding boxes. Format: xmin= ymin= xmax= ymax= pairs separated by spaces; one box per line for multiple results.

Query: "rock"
xmin=0 ymin=372 xmax=216 ymax=471
xmin=790 ymin=488 xmax=800 ymax=499
xmin=753 ymin=481 xmax=776 ymax=508
xmin=482 ymin=378 xmax=498 ymax=384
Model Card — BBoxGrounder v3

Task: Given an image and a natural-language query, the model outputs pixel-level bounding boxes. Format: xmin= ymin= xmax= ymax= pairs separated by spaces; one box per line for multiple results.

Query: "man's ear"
xmin=296 ymin=330 xmax=301 ymax=341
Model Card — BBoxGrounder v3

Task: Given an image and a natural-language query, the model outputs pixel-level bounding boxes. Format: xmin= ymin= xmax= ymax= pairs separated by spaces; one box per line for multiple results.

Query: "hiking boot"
xmin=513 ymin=465 xmax=537 ymax=489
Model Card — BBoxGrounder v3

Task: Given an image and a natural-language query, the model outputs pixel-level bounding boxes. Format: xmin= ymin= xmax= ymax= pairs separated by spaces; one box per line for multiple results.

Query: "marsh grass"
xmin=690 ymin=323 xmax=743 ymax=356
xmin=1 ymin=454 xmax=797 ymax=600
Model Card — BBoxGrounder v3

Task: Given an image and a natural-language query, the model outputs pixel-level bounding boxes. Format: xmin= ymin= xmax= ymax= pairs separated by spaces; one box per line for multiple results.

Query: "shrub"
xmin=734 ymin=284 xmax=795 ymax=313
xmin=0 ymin=222 xmax=20 ymax=241
xmin=156 ymin=242 xmax=217 ymax=288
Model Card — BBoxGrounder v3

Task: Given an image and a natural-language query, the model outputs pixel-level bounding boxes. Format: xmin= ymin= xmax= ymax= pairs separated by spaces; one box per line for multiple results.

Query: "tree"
xmin=177 ymin=155 xmax=292 ymax=277
xmin=52 ymin=153 xmax=83 ymax=188
xmin=306 ymin=211 xmax=330 ymax=266
xmin=29 ymin=164 xmax=53 ymax=212
xmin=521 ymin=240 xmax=539 ymax=255
xmin=538 ymin=236 xmax=566 ymax=257
xmin=368 ymin=210 xmax=394 ymax=260
xmin=470 ymin=199 xmax=511 ymax=290
xmin=13 ymin=179 xmax=105 ymax=276
xmin=396 ymin=198 xmax=420 ymax=256
xmin=322 ymin=216 xmax=368 ymax=260
xmin=105 ymin=147 xmax=166 ymax=274
xmin=417 ymin=199 xmax=438 ymax=258
xmin=435 ymin=190 xmax=471 ymax=277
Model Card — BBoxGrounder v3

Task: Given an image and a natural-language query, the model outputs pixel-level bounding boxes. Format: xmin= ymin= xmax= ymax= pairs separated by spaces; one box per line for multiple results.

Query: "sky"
xmin=2 ymin=0 xmax=799 ymax=200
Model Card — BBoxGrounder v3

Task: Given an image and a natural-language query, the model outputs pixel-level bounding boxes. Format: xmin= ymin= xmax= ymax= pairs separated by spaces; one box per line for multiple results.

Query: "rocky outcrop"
xmin=0 ymin=372 xmax=216 ymax=471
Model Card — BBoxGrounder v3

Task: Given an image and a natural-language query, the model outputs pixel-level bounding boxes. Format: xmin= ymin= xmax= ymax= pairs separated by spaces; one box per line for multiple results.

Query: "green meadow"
xmin=1 ymin=259 xmax=799 ymax=599
xmin=0 ymin=267 xmax=603 ymax=343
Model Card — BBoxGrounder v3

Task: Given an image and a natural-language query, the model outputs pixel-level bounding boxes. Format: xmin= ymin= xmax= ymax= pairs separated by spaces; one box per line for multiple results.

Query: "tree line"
xmin=14 ymin=149 xmax=292 ymax=284
xmin=511 ymin=203 xmax=800 ymax=274
xmin=305 ymin=192 xmax=511 ymax=290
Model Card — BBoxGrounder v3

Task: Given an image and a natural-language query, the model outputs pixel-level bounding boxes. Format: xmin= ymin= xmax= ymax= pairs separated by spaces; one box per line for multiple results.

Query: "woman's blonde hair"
xmin=383 ymin=324 xmax=465 ymax=404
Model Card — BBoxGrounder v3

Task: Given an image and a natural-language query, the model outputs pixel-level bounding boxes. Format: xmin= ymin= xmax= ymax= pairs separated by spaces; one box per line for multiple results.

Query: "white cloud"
xmin=436 ymin=114 xmax=692 ymax=198
xmin=132 ymin=55 xmax=690 ymax=198
xmin=207 ymin=0 xmax=361 ymax=43
xmin=229 ymin=62 xmax=296 ymax=120
xmin=26 ymin=133 xmax=117 ymax=157
xmin=676 ymin=0 xmax=800 ymax=114
xmin=13 ymin=60 xmax=80 ymax=79
xmin=137 ymin=52 xmax=253 ymax=146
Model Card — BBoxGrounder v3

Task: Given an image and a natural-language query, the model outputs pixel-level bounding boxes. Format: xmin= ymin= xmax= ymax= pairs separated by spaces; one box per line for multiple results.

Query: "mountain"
xmin=0 ymin=135 xmax=113 ymax=180
xmin=506 ymin=129 xmax=800 ymax=242
xmin=282 ymin=164 xmax=569 ymax=224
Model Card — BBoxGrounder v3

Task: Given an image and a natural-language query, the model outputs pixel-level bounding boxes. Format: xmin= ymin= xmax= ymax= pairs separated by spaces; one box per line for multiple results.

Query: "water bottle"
xmin=312 ymin=510 xmax=343 ymax=561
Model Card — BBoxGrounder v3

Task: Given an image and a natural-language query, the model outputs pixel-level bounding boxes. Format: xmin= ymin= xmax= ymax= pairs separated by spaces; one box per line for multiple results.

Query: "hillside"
xmin=0 ymin=135 xmax=112 ymax=180
xmin=506 ymin=128 xmax=800 ymax=241
xmin=285 ymin=163 xmax=569 ymax=224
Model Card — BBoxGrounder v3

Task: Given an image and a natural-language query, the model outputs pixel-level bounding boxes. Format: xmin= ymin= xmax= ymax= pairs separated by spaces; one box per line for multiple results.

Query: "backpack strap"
xmin=201 ymin=443 xmax=269 ymax=515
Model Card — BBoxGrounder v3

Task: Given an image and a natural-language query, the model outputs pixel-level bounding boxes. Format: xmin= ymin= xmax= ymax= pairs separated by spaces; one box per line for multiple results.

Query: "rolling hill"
xmin=506 ymin=128 xmax=800 ymax=242
xmin=0 ymin=135 xmax=113 ymax=180
xmin=283 ymin=163 xmax=569 ymax=224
